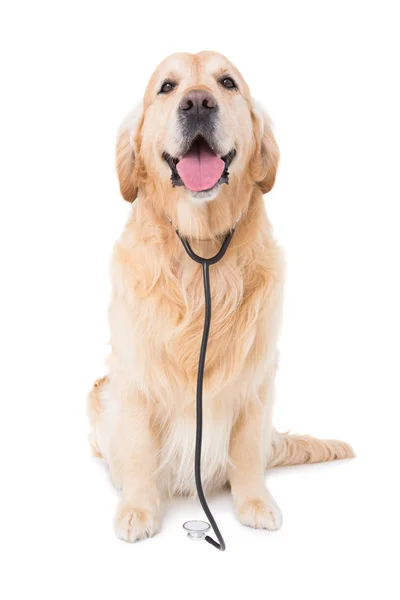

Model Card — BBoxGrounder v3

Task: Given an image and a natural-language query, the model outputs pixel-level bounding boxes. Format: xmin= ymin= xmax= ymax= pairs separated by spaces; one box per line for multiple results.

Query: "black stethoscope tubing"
xmin=174 ymin=224 xmax=237 ymax=551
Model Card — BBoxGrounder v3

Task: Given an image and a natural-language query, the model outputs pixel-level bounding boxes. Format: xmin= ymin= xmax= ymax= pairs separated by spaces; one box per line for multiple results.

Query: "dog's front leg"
xmin=109 ymin=383 xmax=161 ymax=543
xmin=228 ymin=381 xmax=282 ymax=531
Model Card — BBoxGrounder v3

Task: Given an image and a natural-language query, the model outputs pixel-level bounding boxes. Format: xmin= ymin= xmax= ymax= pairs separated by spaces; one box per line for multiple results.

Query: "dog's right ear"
xmin=116 ymin=101 xmax=144 ymax=203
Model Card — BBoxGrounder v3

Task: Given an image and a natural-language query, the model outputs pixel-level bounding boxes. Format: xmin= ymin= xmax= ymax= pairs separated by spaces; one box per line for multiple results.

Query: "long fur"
xmin=88 ymin=51 xmax=354 ymax=542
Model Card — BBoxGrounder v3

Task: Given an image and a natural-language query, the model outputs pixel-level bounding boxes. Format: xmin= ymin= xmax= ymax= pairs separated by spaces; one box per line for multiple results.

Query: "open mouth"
xmin=163 ymin=137 xmax=236 ymax=193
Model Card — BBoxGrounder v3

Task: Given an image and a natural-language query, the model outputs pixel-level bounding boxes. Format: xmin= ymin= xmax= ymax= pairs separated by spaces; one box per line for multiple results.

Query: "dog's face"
xmin=117 ymin=51 xmax=279 ymax=210
xmin=142 ymin=51 xmax=252 ymax=203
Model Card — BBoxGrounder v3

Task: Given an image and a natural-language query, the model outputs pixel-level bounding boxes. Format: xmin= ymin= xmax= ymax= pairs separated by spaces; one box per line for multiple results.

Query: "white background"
xmin=1 ymin=1 xmax=399 ymax=598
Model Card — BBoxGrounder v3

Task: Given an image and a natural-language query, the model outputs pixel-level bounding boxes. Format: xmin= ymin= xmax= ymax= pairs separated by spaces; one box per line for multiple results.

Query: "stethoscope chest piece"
xmin=183 ymin=520 xmax=211 ymax=541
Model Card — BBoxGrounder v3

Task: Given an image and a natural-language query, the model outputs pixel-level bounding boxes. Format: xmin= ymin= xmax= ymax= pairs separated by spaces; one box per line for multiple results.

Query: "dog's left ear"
xmin=250 ymin=101 xmax=280 ymax=194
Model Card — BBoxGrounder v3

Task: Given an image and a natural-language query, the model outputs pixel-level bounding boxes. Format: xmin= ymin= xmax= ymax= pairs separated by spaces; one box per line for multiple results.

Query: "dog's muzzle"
xmin=178 ymin=89 xmax=219 ymax=153
xmin=162 ymin=89 xmax=236 ymax=193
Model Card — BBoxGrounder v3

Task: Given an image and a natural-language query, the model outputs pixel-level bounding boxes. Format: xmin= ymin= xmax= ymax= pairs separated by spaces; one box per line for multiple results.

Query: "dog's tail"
xmin=268 ymin=430 xmax=355 ymax=468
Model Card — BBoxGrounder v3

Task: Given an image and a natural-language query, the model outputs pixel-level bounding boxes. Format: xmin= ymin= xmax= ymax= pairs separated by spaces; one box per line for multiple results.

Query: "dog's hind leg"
xmin=87 ymin=376 xmax=109 ymax=458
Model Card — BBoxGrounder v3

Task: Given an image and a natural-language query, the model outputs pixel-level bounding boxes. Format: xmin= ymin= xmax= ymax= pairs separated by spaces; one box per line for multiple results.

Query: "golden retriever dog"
xmin=88 ymin=51 xmax=354 ymax=543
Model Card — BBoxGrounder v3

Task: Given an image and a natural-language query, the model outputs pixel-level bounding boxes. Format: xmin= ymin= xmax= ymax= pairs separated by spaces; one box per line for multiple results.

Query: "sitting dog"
xmin=88 ymin=51 xmax=354 ymax=542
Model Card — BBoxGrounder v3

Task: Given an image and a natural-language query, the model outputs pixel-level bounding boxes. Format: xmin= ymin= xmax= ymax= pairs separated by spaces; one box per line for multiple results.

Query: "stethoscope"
xmin=169 ymin=215 xmax=241 ymax=551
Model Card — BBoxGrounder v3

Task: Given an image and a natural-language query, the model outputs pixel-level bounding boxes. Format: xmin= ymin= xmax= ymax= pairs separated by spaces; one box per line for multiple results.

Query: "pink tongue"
xmin=176 ymin=142 xmax=225 ymax=192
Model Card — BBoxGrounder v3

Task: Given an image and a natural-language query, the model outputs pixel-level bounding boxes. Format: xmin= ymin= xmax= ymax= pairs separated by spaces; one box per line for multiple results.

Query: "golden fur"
xmin=88 ymin=51 xmax=354 ymax=542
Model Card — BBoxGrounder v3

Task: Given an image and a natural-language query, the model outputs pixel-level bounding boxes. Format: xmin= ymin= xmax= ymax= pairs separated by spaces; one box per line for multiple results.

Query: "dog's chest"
xmin=116 ymin=236 xmax=279 ymax=404
xmin=171 ymin=261 xmax=243 ymax=352
xmin=149 ymin=255 xmax=270 ymax=395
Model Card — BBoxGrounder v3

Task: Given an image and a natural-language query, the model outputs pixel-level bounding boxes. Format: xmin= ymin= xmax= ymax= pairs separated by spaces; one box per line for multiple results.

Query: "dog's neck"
xmin=130 ymin=184 xmax=270 ymax=267
xmin=166 ymin=212 xmax=242 ymax=242
xmin=142 ymin=177 xmax=257 ymax=242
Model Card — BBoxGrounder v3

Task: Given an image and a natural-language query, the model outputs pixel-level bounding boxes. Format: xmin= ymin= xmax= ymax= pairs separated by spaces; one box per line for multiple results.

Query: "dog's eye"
xmin=159 ymin=81 xmax=176 ymax=94
xmin=220 ymin=77 xmax=237 ymax=90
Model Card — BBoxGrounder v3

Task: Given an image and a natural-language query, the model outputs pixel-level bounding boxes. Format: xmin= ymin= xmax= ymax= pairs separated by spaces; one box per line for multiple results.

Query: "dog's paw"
xmin=114 ymin=502 xmax=160 ymax=543
xmin=236 ymin=493 xmax=283 ymax=531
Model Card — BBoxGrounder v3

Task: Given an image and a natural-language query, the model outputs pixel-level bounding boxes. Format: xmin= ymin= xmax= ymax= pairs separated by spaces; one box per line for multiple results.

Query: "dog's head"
xmin=117 ymin=51 xmax=279 ymax=213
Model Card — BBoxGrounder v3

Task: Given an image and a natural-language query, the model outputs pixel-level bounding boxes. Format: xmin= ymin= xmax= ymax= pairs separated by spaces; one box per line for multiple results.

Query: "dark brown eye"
xmin=159 ymin=81 xmax=176 ymax=94
xmin=221 ymin=77 xmax=237 ymax=90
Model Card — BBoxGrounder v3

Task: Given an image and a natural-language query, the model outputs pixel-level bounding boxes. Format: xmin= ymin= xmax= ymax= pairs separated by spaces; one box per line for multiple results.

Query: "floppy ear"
xmin=116 ymin=101 xmax=144 ymax=202
xmin=250 ymin=101 xmax=280 ymax=194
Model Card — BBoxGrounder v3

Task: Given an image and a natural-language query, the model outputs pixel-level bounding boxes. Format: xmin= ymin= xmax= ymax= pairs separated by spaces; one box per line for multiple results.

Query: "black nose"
xmin=179 ymin=89 xmax=218 ymax=115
